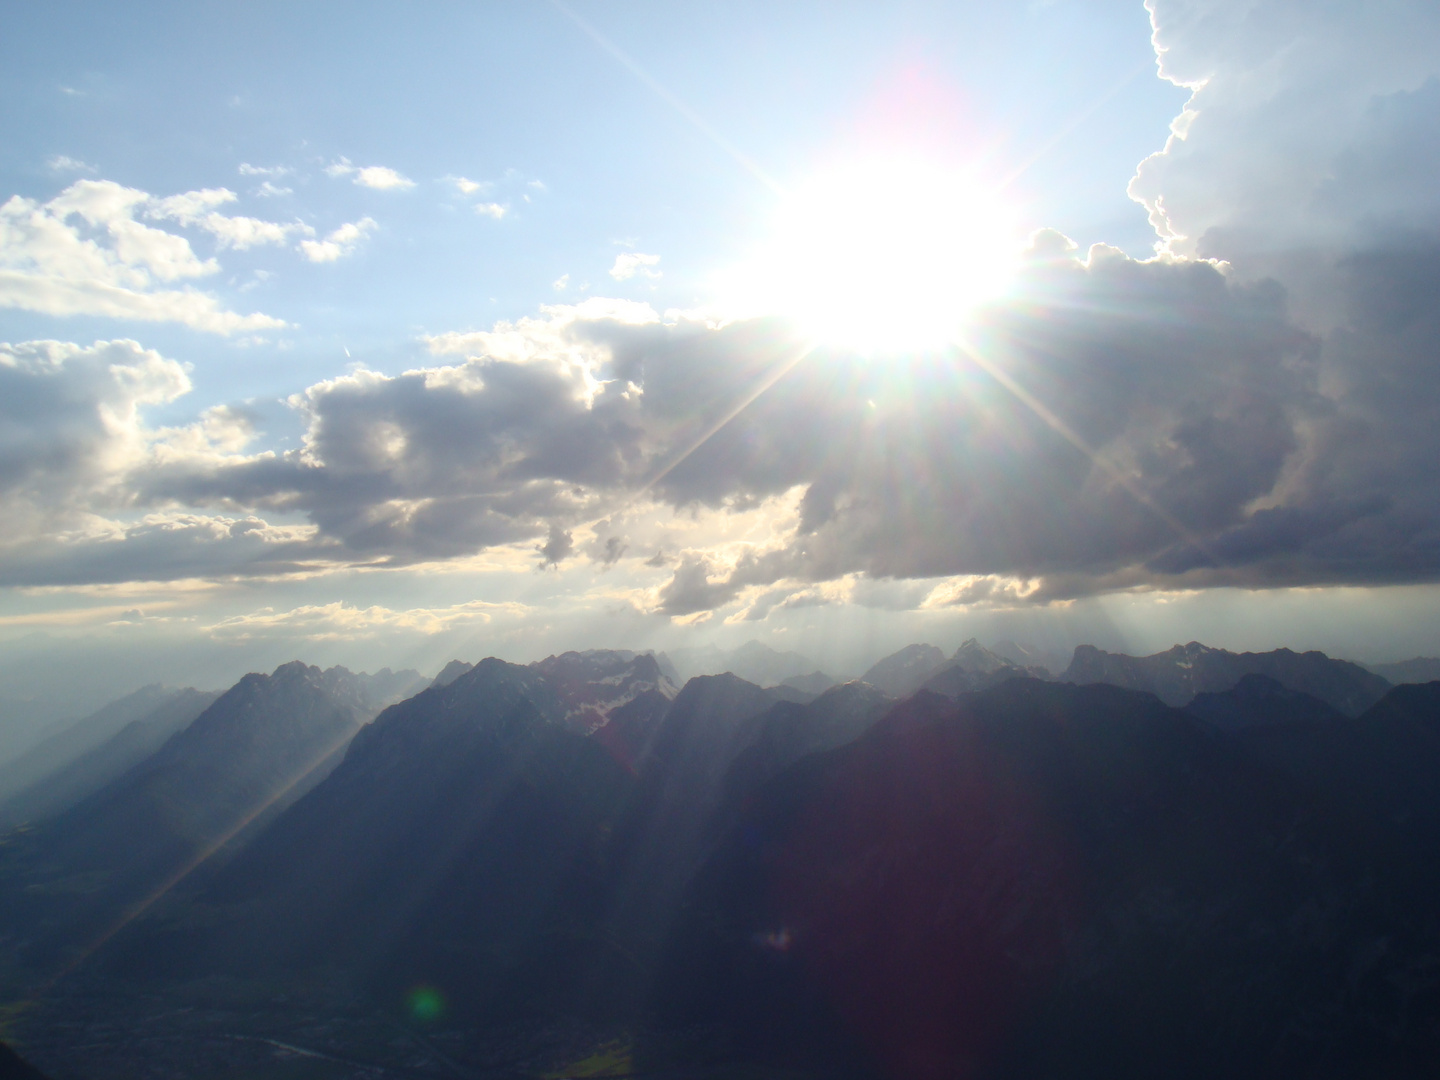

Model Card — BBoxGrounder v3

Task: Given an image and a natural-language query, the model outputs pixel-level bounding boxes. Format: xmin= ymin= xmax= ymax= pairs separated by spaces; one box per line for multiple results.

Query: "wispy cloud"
xmin=238 ymin=163 xmax=292 ymax=178
xmin=46 ymin=155 xmax=95 ymax=174
xmin=609 ymin=251 xmax=661 ymax=280
xmin=205 ymin=598 xmax=530 ymax=640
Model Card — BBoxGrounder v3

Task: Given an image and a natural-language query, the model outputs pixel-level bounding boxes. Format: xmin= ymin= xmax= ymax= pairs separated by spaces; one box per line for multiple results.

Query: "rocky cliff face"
xmin=530 ymin=650 xmax=677 ymax=733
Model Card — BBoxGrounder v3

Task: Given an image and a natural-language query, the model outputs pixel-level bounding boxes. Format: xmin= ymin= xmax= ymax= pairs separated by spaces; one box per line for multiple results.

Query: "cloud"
xmin=47 ymin=155 xmax=95 ymax=174
xmin=298 ymin=217 xmax=377 ymax=263
xmin=0 ymin=338 xmax=190 ymax=539
xmin=8 ymin=5 xmax=1440 ymax=607
xmin=239 ymin=166 xmax=295 ymax=198
xmin=1132 ymin=2 xmax=1440 ymax=266
xmin=0 ymin=512 xmax=327 ymax=588
xmin=147 ymin=187 xmax=311 ymax=250
xmin=0 ymin=179 xmax=286 ymax=333
xmin=205 ymin=598 xmax=529 ymax=641
xmin=609 ymin=251 xmax=661 ymax=280
xmin=538 ymin=523 xmax=574 ymax=567
xmin=325 ymin=158 xmax=415 ymax=190
xmin=475 ymin=202 xmax=507 ymax=219
xmin=448 ymin=176 xmax=488 ymax=196
xmin=0 ymin=249 xmax=1318 ymax=595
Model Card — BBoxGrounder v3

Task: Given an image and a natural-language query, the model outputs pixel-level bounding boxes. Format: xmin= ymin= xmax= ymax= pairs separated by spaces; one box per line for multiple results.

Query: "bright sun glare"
xmin=731 ymin=158 xmax=1022 ymax=353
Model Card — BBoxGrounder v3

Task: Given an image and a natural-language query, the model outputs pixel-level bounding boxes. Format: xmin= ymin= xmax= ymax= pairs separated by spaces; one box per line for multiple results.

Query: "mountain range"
xmin=2 ymin=638 xmax=1439 ymax=1078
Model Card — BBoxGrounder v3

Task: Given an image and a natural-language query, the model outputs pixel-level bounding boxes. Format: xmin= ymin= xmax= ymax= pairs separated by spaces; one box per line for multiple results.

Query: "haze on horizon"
xmin=3 ymin=0 xmax=1440 ymax=716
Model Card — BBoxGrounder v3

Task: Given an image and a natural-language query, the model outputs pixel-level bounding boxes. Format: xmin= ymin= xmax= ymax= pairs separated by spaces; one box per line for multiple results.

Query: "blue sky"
xmin=4 ymin=0 xmax=1440 ymax=710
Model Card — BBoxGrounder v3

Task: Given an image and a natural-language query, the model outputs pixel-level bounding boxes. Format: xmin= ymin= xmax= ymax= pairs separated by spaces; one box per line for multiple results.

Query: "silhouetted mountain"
xmin=782 ymin=671 xmax=838 ymax=696
xmin=1062 ymin=640 xmax=1391 ymax=714
xmin=1367 ymin=656 xmax=1440 ymax=685
xmin=599 ymin=673 xmax=783 ymax=984
xmin=0 ymin=685 xmax=208 ymax=805
xmin=657 ymin=678 xmax=1440 ymax=1079
xmin=1185 ymin=673 xmax=1346 ymax=731
xmin=128 ymin=657 xmax=635 ymax=1017
xmin=0 ymin=1043 xmax=50 ymax=1080
xmin=112 ymin=661 xmax=892 ymax=1029
xmin=17 ymin=646 xmax=1440 ymax=1078
xmin=860 ymin=643 xmax=947 ymax=697
xmin=0 ymin=687 xmax=219 ymax=826
xmin=0 ymin=662 xmax=391 ymax=975
xmin=716 ymin=681 xmax=893 ymax=818
xmin=665 ymin=640 xmax=820 ymax=687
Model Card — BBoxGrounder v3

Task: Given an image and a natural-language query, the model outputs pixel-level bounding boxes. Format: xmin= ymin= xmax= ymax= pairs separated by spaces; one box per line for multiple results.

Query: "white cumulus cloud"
xmin=325 ymin=158 xmax=415 ymax=190
xmin=299 ymin=217 xmax=377 ymax=263
xmin=0 ymin=179 xmax=285 ymax=334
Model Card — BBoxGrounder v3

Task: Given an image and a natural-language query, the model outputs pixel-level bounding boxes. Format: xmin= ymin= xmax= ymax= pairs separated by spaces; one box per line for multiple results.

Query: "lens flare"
xmin=407 ymin=984 xmax=446 ymax=1022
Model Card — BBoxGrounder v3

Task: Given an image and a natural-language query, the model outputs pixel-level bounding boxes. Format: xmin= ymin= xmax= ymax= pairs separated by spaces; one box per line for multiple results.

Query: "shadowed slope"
xmin=0 ymin=688 xmax=219 ymax=827
xmin=0 ymin=662 xmax=375 ymax=977
xmin=658 ymin=678 xmax=1440 ymax=1079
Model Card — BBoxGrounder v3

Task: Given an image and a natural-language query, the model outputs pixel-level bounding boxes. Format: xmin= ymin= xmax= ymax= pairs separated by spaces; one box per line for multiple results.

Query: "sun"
xmin=726 ymin=158 xmax=1022 ymax=353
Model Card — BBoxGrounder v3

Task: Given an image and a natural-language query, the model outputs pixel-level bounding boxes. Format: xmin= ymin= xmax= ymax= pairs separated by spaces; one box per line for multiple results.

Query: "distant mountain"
xmin=0 ymin=662 xmax=400 ymax=975
xmin=657 ymin=678 xmax=1440 ymax=1078
xmin=988 ymin=639 xmax=1063 ymax=677
xmin=1185 ymin=673 xmax=1346 ymax=732
xmin=0 ymin=687 xmax=219 ymax=826
xmin=0 ymin=685 xmax=207 ymax=804
xmin=530 ymin=649 xmax=677 ymax=732
xmin=664 ymin=640 xmax=820 ymax=687
xmin=919 ymin=638 xmax=1049 ymax=697
xmin=0 ymin=695 xmax=86 ymax=771
xmin=860 ymin=643 xmax=947 ymax=697
xmin=1061 ymin=641 xmax=1391 ymax=715
xmin=862 ymin=639 xmax=1046 ymax=699
xmin=430 ymin=658 xmax=474 ymax=687
xmin=1366 ymin=657 xmax=1440 ymax=685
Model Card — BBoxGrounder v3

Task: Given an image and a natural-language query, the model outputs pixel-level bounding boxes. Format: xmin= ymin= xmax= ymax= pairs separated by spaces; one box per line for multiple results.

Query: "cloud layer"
xmin=4 ymin=0 xmax=1440 ymax=624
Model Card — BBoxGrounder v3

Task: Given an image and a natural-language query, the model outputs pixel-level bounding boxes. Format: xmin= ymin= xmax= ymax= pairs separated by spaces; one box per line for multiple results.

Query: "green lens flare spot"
xmin=407 ymin=985 xmax=445 ymax=1022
